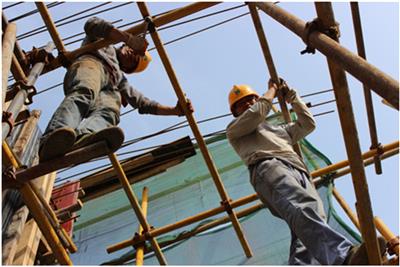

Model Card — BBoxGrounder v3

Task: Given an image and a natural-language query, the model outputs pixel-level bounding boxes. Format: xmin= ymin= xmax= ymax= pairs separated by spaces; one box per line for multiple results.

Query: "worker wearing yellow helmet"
xmin=226 ymin=80 xmax=386 ymax=264
xmin=39 ymin=17 xmax=193 ymax=162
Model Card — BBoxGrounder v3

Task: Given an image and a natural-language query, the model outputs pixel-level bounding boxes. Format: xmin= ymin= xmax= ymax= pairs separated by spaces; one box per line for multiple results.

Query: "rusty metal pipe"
xmin=314 ymin=3 xmax=381 ymax=264
xmin=2 ymin=22 xmax=17 ymax=105
xmin=350 ymin=2 xmax=382 ymax=174
xmin=254 ymin=2 xmax=399 ymax=109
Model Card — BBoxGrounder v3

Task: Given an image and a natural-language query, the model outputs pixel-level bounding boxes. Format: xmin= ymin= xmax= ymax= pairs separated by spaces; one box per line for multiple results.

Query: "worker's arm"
xmin=226 ymin=84 xmax=276 ymax=139
xmin=84 ymin=17 xmax=147 ymax=55
xmin=118 ymin=77 xmax=193 ymax=116
xmin=283 ymin=89 xmax=316 ymax=143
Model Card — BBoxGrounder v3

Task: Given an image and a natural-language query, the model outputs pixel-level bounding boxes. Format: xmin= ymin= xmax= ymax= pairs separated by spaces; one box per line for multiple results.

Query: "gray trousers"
xmin=249 ymin=158 xmax=352 ymax=265
xmin=43 ymin=56 xmax=121 ymax=138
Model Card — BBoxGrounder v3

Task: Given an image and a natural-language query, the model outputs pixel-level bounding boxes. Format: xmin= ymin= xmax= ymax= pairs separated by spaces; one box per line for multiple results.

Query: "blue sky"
xmin=3 ymin=2 xmax=398 ymax=239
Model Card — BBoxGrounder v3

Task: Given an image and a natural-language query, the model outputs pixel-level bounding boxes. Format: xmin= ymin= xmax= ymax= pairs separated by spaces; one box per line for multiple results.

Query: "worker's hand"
xmin=284 ymin=89 xmax=298 ymax=104
xmin=175 ymin=99 xmax=194 ymax=116
xmin=125 ymin=34 xmax=149 ymax=56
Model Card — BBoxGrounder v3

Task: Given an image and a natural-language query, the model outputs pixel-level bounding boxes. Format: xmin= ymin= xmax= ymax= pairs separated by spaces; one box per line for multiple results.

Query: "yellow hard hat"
xmin=228 ymin=84 xmax=259 ymax=112
xmin=134 ymin=51 xmax=152 ymax=73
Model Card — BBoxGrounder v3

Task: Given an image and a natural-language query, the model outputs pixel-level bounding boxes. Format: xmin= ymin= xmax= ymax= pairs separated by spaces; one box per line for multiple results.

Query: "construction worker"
xmin=226 ymin=80 xmax=386 ymax=264
xmin=39 ymin=17 xmax=193 ymax=162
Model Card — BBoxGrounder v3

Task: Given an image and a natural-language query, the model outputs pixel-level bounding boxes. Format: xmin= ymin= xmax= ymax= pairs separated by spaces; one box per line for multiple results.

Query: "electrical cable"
xmin=8 ymin=2 xmax=65 ymax=23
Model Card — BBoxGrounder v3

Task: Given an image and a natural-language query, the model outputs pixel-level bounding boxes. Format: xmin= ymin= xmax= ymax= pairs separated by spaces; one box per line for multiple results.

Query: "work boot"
xmin=39 ymin=127 xmax=76 ymax=162
xmin=344 ymin=236 xmax=387 ymax=265
xmin=70 ymin=126 xmax=124 ymax=153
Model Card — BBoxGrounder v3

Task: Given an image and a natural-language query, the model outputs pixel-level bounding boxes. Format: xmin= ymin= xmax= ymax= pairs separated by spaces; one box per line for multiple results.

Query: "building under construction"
xmin=2 ymin=2 xmax=399 ymax=265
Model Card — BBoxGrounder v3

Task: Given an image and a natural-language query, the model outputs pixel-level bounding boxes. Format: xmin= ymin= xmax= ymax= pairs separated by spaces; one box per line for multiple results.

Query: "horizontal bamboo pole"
xmin=255 ymin=2 xmax=399 ymax=110
xmin=311 ymin=141 xmax=398 ymax=179
xmin=45 ymin=2 xmax=220 ymax=72
xmin=107 ymin=193 xmax=258 ymax=253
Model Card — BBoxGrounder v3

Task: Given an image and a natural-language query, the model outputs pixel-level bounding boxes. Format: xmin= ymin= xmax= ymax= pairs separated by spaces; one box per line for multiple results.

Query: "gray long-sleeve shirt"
xmin=226 ymin=94 xmax=316 ymax=174
xmin=80 ymin=17 xmax=158 ymax=114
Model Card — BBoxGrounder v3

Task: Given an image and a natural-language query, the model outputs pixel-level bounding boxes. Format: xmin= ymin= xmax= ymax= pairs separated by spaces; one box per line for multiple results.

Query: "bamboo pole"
xmin=2 ymin=22 xmax=17 ymax=106
xmin=2 ymin=42 xmax=54 ymax=141
xmin=311 ymin=141 xmax=398 ymax=179
xmin=350 ymin=2 xmax=382 ymax=174
xmin=108 ymin=153 xmax=167 ymax=265
xmin=107 ymin=193 xmax=259 ymax=253
xmin=2 ymin=142 xmax=72 ymax=265
xmin=136 ymin=2 xmax=252 ymax=258
xmin=314 ymin=3 xmax=381 ymax=264
xmin=254 ymin=2 xmax=399 ymax=110
xmin=35 ymin=2 xmax=67 ymax=52
xmin=248 ymin=3 xmax=301 ymax=157
xmin=10 ymin=54 xmax=27 ymax=83
xmin=332 ymin=187 xmax=360 ymax=230
xmin=374 ymin=217 xmax=399 ymax=256
xmin=45 ymin=2 xmax=220 ymax=72
xmin=136 ymin=187 xmax=149 ymax=266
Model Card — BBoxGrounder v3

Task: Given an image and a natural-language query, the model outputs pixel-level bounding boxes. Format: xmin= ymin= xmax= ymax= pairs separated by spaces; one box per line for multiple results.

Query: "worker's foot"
xmin=344 ymin=236 xmax=386 ymax=265
xmin=39 ymin=127 xmax=76 ymax=162
xmin=71 ymin=126 xmax=124 ymax=152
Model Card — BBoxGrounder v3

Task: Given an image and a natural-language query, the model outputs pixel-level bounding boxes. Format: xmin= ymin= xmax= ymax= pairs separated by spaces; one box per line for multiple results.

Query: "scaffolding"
xmin=2 ymin=2 xmax=399 ymax=265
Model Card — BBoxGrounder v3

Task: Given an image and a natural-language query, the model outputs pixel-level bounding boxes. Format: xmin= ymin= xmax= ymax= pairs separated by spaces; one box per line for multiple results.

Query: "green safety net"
xmin=71 ymin=113 xmax=361 ymax=265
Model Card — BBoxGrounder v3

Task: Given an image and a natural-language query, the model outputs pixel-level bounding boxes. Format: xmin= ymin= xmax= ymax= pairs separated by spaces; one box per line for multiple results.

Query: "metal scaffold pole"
xmin=136 ymin=1 xmax=253 ymax=258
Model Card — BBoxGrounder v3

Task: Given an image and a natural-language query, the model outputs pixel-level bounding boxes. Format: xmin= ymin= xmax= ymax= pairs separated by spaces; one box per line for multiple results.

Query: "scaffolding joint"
xmin=133 ymin=232 xmax=146 ymax=249
xmin=13 ymin=80 xmax=37 ymax=105
xmin=301 ymin=17 xmax=340 ymax=55
xmin=57 ymin=50 xmax=72 ymax=68
xmin=220 ymin=199 xmax=233 ymax=214
xmin=25 ymin=46 xmax=55 ymax=68
xmin=144 ymin=16 xmax=156 ymax=34
xmin=387 ymin=236 xmax=399 ymax=256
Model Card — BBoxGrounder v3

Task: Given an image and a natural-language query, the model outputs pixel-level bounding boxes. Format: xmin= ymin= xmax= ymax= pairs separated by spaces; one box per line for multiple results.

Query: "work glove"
xmin=284 ymin=88 xmax=299 ymax=104
xmin=125 ymin=34 xmax=149 ymax=56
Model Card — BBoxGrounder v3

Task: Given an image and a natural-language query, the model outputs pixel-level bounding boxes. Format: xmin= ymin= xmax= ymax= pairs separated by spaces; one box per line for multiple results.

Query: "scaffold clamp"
xmin=220 ymin=199 xmax=233 ymax=215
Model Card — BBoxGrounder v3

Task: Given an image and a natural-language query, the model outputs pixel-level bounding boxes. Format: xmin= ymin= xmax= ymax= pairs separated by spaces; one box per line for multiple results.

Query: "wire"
xmin=17 ymin=2 xmax=112 ymax=40
xmin=55 ymin=107 xmax=335 ymax=184
xmin=9 ymin=2 xmax=65 ymax=23
xmin=18 ymin=2 xmax=133 ymax=41
xmin=2 ymin=2 xmax=24 ymax=10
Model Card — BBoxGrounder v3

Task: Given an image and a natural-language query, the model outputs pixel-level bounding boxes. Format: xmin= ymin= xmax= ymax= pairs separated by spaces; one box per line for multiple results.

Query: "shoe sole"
xmin=70 ymin=127 xmax=124 ymax=153
xmin=39 ymin=128 xmax=76 ymax=162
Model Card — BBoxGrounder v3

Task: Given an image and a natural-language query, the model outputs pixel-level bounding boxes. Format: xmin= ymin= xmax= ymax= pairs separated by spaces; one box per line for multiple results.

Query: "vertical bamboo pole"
xmin=136 ymin=187 xmax=149 ymax=266
xmin=2 ymin=22 xmax=17 ymax=106
xmin=35 ymin=2 xmax=66 ymax=53
xmin=314 ymin=3 xmax=381 ymax=264
xmin=136 ymin=2 xmax=252 ymax=258
xmin=108 ymin=153 xmax=167 ymax=265
xmin=254 ymin=2 xmax=399 ymax=109
xmin=350 ymin=2 xmax=382 ymax=174
xmin=248 ymin=3 xmax=302 ymax=157
xmin=332 ymin=187 xmax=360 ymax=230
xmin=2 ymin=143 xmax=72 ymax=265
